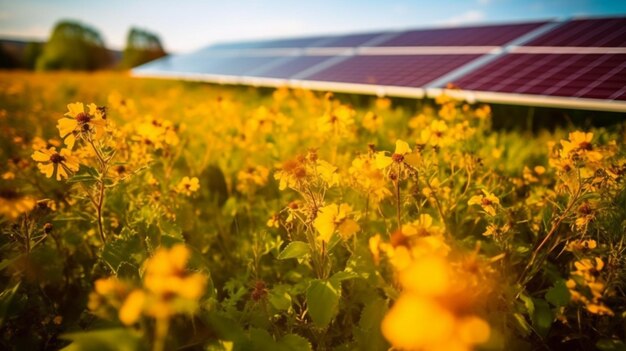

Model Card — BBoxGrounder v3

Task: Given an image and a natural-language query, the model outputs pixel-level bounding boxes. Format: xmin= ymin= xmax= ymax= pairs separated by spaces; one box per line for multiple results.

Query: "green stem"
xmin=153 ymin=317 xmax=169 ymax=351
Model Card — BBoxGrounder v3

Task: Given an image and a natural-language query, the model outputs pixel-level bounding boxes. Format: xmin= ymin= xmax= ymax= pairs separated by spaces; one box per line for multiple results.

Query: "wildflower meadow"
xmin=1 ymin=71 xmax=625 ymax=350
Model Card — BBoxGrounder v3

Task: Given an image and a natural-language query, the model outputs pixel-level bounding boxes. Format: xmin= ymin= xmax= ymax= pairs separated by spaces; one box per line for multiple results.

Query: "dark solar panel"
xmin=375 ymin=22 xmax=548 ymax=46
xmin=453 ymin=54 xmax=626 ymax=100
xmin=203 ymin=36 xmax=329 ymax=51
xmin=307 ymin=55 xmax=480 ymax=87
xmin=525 ymin=18 xmax=626 ymax=47
xmin=252 ymin=56 xmax=333 ymax=78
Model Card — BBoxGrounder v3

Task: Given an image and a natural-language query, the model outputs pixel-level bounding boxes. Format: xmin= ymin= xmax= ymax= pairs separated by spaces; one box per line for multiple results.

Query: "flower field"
xmin=1 ymin=71 xmax=625 ymax=350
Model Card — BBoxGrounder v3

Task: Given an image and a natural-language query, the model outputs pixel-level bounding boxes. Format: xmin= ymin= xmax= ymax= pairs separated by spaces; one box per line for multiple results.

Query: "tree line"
xmin=0 ymin=20 xmax=167 ymax=70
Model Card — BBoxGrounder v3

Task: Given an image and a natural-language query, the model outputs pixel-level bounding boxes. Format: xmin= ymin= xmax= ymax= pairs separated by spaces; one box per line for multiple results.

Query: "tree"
xmin=121 ymin=27 xmax=167 ymax=69
xmin=36 ymin=20 xmax=111 ymax=71
xmin=22 ymin=41 xmax=43 ymax=69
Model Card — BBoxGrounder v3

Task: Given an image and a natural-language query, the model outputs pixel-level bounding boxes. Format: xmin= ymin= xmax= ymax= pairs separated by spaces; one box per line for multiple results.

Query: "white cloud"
xmin=441 ymin=10 xmax=486 ymax=26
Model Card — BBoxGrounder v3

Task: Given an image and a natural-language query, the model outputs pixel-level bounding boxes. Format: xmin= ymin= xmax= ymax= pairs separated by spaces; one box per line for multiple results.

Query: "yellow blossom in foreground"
xmin=313 ymin=203 xmax=360 ymax=242
xmin=176 ymin=176 xmax=200 ymax=196
xmin=58 ymin=102 xmax=106 ymax=149
xmin=119 ymin=290 xmax=146 ymax=325
xmin=468 ymin=190 xmax=500 ymax=216
xmin=31 ymin=147 xmax=80 ymax=181
xmin=90 ymin=244 xmax=207 ymax=325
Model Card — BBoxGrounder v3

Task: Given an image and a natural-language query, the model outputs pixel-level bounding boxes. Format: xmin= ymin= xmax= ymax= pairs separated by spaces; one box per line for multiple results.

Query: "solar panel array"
xmin=133 ymin=16 xmax=626 ymax=112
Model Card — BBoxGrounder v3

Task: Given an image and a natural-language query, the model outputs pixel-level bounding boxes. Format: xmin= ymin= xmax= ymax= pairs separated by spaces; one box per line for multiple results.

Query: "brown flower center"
xmin=75 ymin=112 xmax=91 ymax=124
xmin=391 ymin=153 xmax=404 ymax=163
xmin=578 ymin=141 xmax=592 ymax=151
xmin=49 ymin=153 xmax=65 ymax=164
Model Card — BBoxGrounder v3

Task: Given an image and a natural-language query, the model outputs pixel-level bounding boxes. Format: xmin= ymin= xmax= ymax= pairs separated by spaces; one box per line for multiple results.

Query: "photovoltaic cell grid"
xmin=524 ymin=18 xmax=626 ymax=47
xmin=251 ymin=56 xmax=333 ymax=78
xmin=453 ymin=54 xmax=626 ymax=100
xmin=375 ymin=22 xmax=548 ymax=46
xmin=133 ymin=16 xmax=626 ymax=110
xmin=307 ymin=55 xmax=480 ymax=87
xmin=144 ymin=55 xmax=283 ymax=76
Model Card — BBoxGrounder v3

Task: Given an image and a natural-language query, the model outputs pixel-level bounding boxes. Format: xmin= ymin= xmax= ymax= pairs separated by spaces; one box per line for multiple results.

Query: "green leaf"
xmin=101 ymin=235 xmax=143 ymax=274
xmin=61 ymin=328 xmax=145 ymax=351
xmin=306 ymin=279 xmax=340 ymax=328
xmin=0 ymin=282 xmax=20 ymax=328
xmin=268 ymin=285 xmax=292 ymax=311
xmin=596 ymin=338 xmax=626 ymax=351
xmin=247 ymin=328 xmax=276 ymax=351
xmin=330 ymin=270 xmax=359 ymax=284
xmin=519 ymin=292 xmax=534 ymax=316
xmin=66 ymin=165 xmax=99 ymax=183
xmin=513 ymin=313 xmax=531 ymax=337
xmin=531 ymin=298 xmax=553 ymax=337
xmin=277 ymin=241 xmax=310 ymax=260
xmin=278 ymin=334 xmax=312 ymax=351
xmin=545 ymin=279 xmax=571 ymax=308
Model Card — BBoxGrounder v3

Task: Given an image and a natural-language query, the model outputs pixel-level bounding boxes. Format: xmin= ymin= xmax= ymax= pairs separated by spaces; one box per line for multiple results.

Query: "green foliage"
xmin=22 ymin=41 xmax=43 ymax=69
xmin=305 ymin=279 xmax=341 ymax=328
xmin=61 ymin=329 xmax=146 ymax=351
xmin=36 ymin=20 xmax=111 ymax=71
xmin=121 ymin=27 xmax=166 ymax=69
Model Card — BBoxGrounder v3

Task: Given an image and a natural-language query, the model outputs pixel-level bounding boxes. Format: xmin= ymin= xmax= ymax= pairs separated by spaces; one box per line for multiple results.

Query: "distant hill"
xmin=0 ymin=38 xmax=123 ymax=69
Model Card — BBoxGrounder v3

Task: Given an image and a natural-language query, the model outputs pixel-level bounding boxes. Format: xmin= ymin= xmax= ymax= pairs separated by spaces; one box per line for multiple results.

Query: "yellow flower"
xmin=419 ymin=120 xmax=450 ymax=147
xmin=274 ymin=157 xmax=307 ymax=191
xmin=375 ymin=139 xmax=412 ymax=170
xmin=57 ymin=102 xmax=106 ymax=149
xmin=560 ymin=131 xmax=603 ymax=163
xmin=362 ymin=111 xmax=383 ymax=132
xmin=176 ymin=176 xmax=200 ymax=196
xmin=313 ymin=203 xmax=360 ymax=242
xmin=316 ymin=160 xmax=340 ymax=187
xmin=266 ymin=213 xmax=280 ymax=228
xmin=349 ymin=154 xmax=391 ymax=206
xmin=399 ymin=255 xmax=450 ymax=296
xmin=119 ymin=290 xmax=145 ymax=325
xmin=236 ymin=165 xmax=269 ymax=194
xmin=468 ymin=190 xmax=499 ymax=216
xmin=318 ymin=104 xmax=355 ymax=136
xmin=0 ymin=191 xmax=36 ymax=219
xmin=31 ymin=147 xmax=80 ymax=180
xmin=381 ymin=294 xmax=456 ymax=350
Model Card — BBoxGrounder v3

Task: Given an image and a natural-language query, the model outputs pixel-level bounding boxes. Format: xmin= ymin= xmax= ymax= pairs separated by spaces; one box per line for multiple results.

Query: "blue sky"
xmin=0 ymin=0 xmax=625 ymax=52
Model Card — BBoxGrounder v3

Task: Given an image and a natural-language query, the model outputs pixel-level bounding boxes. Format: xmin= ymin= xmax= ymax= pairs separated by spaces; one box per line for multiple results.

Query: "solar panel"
xmin=133 ymin=16 xmax=626 ymax=112
xmin=139 ymin=55 xmax=283 ymax=76
xmin=524 ymin=18 xmax=626 ymax=47
xmin=251 ymin=56 xmax=334 ymax=79
xmin=307 ymin=55 xmax=480 ymax=87
xmin=375 ymin=22 xmax=548 ymax=46
xmin=452 ymin=54 xmax=626 ymax=100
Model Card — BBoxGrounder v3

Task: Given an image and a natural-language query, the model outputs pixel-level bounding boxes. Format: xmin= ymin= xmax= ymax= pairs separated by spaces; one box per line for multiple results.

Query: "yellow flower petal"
xmin=394 ymin=139 xmax=411 ymax=155
xmin=375 ymin=152 xmax=393 ymax=169
xmin=65 ymin=102 xmax=84 ymax=117
xmin=57 ymin=118 xmax=77 ymax=138
xmin=119 ymin=290 xmax=145 ymax=325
